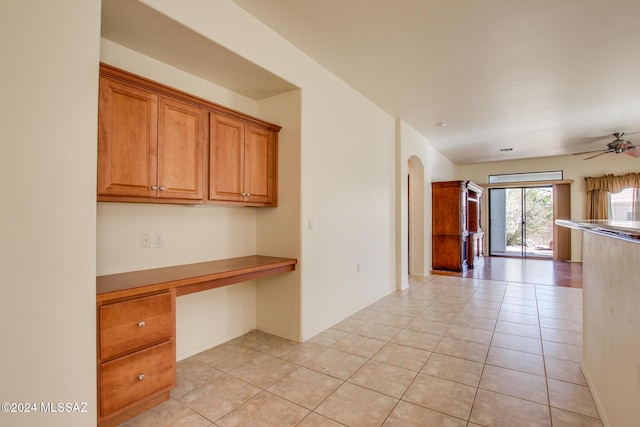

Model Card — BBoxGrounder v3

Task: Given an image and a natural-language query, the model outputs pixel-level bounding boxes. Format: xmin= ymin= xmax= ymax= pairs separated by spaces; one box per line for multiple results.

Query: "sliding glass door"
xmin=489 ymin=186 xmax=553 ymax=258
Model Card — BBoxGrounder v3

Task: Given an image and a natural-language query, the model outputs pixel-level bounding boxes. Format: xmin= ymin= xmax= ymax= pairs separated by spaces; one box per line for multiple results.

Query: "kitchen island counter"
xmin=557 ymin=219 xmax=640 ymax=427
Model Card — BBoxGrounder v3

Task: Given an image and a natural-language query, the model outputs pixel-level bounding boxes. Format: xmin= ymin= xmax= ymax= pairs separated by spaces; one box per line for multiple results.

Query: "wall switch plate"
xmin=141 ymin=232 xmax=152 ymax=249
xmin=153 ymin=232 xmax=163 ymax=248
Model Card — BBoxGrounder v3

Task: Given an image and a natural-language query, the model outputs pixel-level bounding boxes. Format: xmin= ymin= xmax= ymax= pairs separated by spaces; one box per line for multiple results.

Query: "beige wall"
xmin=255 ymin=90 xmax=302 ymax=339
xmin=0 ymin=1 xmax=101 ymax=426
xmin=141 ymin=0 xmax=398 ymax=342
xmin=457 ymin=153 xmax=639 ymax=261
xmin=581 ymin=232 xmax=640 ymax=427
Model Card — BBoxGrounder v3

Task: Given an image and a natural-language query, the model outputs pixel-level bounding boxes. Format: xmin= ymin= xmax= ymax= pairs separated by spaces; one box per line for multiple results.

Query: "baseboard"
xmin=580 ymin=362 xmax=610 ymax=427
xmin=176 ymin=326 xmax=255 ymax=360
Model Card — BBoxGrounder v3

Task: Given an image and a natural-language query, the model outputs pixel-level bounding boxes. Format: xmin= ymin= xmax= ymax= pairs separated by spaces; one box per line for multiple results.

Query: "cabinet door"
xmin=157 ymin=98 xmax=205 ymax=200
xmin=244 ymin=125 xmax=277 ymax=206
xmin=209 ymin=114 xmax=245 ymax=202
xmin=98 ymin=77 xmax=158 ymax=198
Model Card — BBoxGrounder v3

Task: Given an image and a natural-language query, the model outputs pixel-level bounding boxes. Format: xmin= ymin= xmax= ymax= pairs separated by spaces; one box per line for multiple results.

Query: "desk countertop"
xmin=96 ymin=255 xmax=298 ymax=301
xmin=556 ymin=219 xmax=640 ymax=244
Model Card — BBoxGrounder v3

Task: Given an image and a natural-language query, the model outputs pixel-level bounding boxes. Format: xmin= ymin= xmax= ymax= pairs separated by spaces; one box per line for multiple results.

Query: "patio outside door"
xmin=489 ymin=186 xmax=553 ymax=258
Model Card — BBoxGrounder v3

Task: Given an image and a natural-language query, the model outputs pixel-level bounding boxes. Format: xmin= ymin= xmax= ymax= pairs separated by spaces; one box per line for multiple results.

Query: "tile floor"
xmin=122 ymin=275 xmax=601 ymax=427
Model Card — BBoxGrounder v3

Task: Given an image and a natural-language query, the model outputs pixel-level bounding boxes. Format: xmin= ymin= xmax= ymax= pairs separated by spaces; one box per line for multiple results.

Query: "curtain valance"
xmin=585 ymin=172 xmax=640 ymax=219
xmin=585 ymin=172 xmax=640 ymax=194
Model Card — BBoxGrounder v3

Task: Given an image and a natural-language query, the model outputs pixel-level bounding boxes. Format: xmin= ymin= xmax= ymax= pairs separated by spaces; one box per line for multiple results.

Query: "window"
xmin=609 ymin=188 xmax=640 ymax=221
xmin=489 ymin=171 xmax=563 ymax=184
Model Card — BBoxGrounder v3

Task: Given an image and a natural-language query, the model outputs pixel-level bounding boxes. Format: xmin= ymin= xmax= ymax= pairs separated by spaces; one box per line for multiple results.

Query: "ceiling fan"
xmin=575 ymin=132 xmax=640 ymax=160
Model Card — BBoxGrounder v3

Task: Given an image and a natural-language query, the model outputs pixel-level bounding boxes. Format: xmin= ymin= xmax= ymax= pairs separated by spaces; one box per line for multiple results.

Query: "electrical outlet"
xmin=140 ymin=232 xmax=152 ymax=249
xmin=153 ymin=232 xmax=163 ymax=248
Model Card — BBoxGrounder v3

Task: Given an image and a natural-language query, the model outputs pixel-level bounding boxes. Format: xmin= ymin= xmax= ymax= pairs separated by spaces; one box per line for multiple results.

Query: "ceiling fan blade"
xmin=574 ymin=149 xmax=606 ymax=156
xmin=584 ymin=151 xmax=610 ymax=160
xmin=625 ymin=147 xmax=640 ymax=158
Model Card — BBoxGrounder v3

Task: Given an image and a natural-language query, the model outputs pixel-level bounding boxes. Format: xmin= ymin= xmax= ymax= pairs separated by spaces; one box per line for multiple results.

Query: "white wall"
xmin=101 ymin=0 xmax=399 ymax=346
xmin=457 ymin=153 xmax=640 ymax=261
xmin=297 ymin=63 xmax=397 ymax=340
xmin=397 ymin=120 xmax=457 ymax=288
xmin=141 ymin=0 xmax=398 ymax=341
xmin=0 ymin=1 xmax=101 ymax=426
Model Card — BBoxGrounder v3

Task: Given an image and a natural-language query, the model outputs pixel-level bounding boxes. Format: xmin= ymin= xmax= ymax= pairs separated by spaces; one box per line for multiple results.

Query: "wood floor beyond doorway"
xmin=432 ymin=257 xmax=582 ymax=288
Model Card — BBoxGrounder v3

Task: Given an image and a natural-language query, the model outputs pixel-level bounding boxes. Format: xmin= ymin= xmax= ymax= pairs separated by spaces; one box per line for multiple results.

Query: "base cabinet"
xmin=97 ymin=291 xmax=176 ymax=425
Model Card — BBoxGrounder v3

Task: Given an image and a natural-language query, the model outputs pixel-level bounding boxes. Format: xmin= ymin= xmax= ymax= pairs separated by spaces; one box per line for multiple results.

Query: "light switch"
xmin=153 ymin=232 xmax=163 ymax=248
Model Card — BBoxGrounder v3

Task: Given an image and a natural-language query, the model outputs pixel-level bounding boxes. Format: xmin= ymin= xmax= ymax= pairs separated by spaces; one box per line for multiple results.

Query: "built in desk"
xmin=95 ymin=255 xmax=297 ymax=426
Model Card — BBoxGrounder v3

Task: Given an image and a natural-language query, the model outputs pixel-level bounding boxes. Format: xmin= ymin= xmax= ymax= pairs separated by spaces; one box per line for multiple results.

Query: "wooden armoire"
xmin=432 ymin=180 xmax=484 ymax=272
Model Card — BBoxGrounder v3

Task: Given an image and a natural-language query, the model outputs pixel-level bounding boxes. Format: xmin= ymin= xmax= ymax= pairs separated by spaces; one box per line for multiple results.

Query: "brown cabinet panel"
xmin=245 ymin=124 xmax=276 ymax=205
xmin=99 ymin=340 xmax=175 ymax=417
xmin=432 ymin=183 xmax=466 ymax=236
xmin=98 ymin=77 xmax=158 ymax=198
xmin=209 ymin=114 xmax=245 ymax=202
xmin=99 ymin=292 xmax=173 ymax=361
xmin=433 ymin=235 xmax=467 ymax=272
xmin=157 ymin=98 xmax=205 ymax=200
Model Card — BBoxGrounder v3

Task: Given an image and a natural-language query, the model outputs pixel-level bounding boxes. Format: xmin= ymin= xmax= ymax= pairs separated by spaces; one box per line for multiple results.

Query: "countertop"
xmin=96 ymin=255 xmax=298 ymax=301
xmin=555 ymin=219 xmax=640 ymax=244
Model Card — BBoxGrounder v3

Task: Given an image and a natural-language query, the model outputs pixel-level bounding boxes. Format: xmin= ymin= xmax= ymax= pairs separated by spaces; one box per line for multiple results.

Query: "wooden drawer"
xmin=99 ymin=340 xmax=175 ymax=417
xmin=100 ymin=292 xmax=173 ymax=360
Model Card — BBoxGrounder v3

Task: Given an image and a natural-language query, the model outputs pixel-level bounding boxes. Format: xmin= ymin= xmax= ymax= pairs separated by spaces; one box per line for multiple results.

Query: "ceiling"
xmin=102 ymin=0 xmax=640 ymax=165
xmin=231 ymin=0 xmax=640 ymax=165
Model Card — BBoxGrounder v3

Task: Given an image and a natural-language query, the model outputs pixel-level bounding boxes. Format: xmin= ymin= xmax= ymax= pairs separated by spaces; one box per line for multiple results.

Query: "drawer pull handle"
xmin=138 ymin=321 xmax=146 ymax=328
xmin=138 ymin=374 xmax=146 ymax=381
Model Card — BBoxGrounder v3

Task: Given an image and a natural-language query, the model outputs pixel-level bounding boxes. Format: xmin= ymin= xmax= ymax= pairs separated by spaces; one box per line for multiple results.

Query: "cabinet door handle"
xmin=159 ymin=186 xmax=166 ymax=191
xmin=241 ymin=192 xmax=246 ymax=197
xmin=246 ymin=193 xmax=251 ymax=197
xmin=138 ymin=374 xmax=146 ymax=381
xmin=138 ymin=321 xmax=146 ymax=328
xmin=151 ymin=185 xmax=158 ymax=191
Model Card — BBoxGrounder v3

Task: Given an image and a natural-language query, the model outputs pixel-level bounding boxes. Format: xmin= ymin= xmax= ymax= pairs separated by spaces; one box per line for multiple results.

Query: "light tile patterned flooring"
xmin=122 ymin=275 xmax=601 ymax=427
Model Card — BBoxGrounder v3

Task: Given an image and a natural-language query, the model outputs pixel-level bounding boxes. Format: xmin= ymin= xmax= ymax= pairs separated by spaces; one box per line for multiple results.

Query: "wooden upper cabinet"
xmin=209 ymin=114 xmax=245 ymax=203
xmin=157 ymin=98 xmax=205 ymax=200
xmin=98 ymin=77 xmax=158 ymax=198
xmin=209 ymin=113 xmax=278 ymax=206
xmin=98 ymin=77 xmax=205 ymax=202
xmin=244 ymin=124 xmax=276 ymax=205
xmin=97 ymin=63 xmax=280 ymax=206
